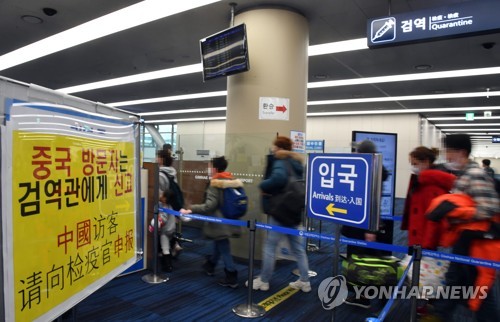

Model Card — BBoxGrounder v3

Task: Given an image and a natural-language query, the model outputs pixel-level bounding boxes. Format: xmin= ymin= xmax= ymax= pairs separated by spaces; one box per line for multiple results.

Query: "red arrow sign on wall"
xmin=276 ymin=105 xmax=287 ymax=113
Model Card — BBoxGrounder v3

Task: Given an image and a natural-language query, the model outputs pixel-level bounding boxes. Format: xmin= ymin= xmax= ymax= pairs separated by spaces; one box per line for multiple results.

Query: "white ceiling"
xmin=1 ymin=0 xmax=500 ymax=142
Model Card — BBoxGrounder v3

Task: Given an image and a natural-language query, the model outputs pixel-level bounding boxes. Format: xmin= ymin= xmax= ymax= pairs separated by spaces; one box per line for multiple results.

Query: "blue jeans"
xmin=260 ymin=217 xmax=310 ymax=283
xmin=209 ymin=238 xmax=236 ymax=272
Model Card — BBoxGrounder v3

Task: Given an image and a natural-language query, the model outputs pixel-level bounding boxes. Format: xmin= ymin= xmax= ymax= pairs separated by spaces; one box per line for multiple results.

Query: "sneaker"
xmin=344 ymin=295 xmax=371 ymax=309
xmin=218 ymin=269 xmax=238 ymax=289
xmin=289 ymin=279 xmax=311 ymax=293
xmin=245 ymin=277 xmax=269 ymax=291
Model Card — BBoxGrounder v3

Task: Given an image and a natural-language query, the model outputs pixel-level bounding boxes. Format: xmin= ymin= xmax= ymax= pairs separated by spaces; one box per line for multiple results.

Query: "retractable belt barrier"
xmin=366 ymin=254 xmax=417 ymax=322
xmin=159 ymin=207 xmax=500 ymax=270
xmin=381 ymin=215 xmax=402 ymax=221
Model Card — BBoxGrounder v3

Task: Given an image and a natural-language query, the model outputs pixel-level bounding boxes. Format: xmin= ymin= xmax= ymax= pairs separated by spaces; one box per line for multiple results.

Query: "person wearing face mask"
xmin=401 ymin=146 xmax=456 ymax=250
xmin=399 ymin=147 xmax=456 ymax=316
xmin=422 ymin=134 xmax=500 ymax=322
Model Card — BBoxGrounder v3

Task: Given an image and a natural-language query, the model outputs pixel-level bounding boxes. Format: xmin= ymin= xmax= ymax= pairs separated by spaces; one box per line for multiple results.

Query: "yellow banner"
xmin=12 ymin=131 xmax=136 ymax=321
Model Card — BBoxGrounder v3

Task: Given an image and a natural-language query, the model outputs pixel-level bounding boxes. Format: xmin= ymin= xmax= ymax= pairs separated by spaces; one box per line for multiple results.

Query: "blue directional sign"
xmin=306 ymin=140 xmax=325 ymax=153
xmin=307 ymin=153 xmax=375 ymax=230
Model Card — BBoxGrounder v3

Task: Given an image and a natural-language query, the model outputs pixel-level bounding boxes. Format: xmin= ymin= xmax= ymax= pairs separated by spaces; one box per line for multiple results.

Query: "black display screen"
xmin=200 ymin=24 xmax=249 ymax=81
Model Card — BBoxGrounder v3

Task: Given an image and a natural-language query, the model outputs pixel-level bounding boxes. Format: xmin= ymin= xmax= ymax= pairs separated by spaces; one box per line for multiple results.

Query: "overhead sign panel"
xmin=367 ymin=0 xmax=500 ymax=48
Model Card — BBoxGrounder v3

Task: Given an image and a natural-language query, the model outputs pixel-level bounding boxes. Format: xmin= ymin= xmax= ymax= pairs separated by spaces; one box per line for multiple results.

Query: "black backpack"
xmin=160 ymin=170 xmax=184 ymax=211
xmin=494 ymin=177 xmax=500 ymax=197
xmin=267 ymin=160 xmax=305 ymax=227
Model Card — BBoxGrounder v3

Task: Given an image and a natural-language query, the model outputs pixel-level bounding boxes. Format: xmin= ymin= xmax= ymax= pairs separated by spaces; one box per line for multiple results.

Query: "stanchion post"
xmin=142 ymin=204 xmax=168 ymax=284
xmin=330 ymin=224 xmax=341 ymax=322
xmin=233 ymin=219 xmax=266 ymax=318
xmin=410 ymin=245 xmax=422 ymax=322
xmin=152 ymin=204 xmax=160 ymax=273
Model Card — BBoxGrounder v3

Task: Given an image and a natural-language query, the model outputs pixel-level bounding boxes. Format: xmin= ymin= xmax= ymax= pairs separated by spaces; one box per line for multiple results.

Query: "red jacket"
xmin=426 ymin=193 xmax=500 ymax=311
xmin=402 ymin=169 xmax=455 ymax=249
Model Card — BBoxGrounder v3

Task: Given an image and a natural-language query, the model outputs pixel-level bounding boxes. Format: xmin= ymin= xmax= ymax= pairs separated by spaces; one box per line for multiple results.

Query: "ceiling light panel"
xmin=0 ymin=0 xmax=220 ymax=71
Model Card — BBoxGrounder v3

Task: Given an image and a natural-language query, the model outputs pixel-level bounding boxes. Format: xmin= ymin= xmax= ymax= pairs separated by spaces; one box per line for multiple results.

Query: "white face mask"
xmin=445 ymin=161 xmax=461 ymax=171
xmin=207 ymin=167 xmax=213 ymax=177
xmin=411 ymin=166 xmax=420 ymax=175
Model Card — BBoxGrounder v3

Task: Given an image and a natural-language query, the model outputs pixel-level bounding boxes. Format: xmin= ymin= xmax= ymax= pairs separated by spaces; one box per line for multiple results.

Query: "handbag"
xmin=267 ymin=160 xmax=305 ymax=227
xmin=399 ymin=255 xmax=449 ymax=297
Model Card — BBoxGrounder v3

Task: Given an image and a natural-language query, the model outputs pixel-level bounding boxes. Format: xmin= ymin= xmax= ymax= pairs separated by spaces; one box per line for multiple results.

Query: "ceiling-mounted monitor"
xmin=200 ymin=23 xmax=250 ymax=81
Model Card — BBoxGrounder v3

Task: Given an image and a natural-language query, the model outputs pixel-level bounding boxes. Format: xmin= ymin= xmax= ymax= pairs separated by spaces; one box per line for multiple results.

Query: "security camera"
xmin=42 ymin=8 xmax=57 ymax=16
xmin=482 ymin=42 xmax=495 ymax=50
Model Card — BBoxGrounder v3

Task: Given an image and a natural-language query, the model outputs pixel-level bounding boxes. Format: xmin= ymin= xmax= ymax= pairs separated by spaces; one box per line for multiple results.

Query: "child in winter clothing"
xmin=180 ymin=156 xmax=242 ymax=288
xmin=148 ymin=189 xmax=177 ymax=272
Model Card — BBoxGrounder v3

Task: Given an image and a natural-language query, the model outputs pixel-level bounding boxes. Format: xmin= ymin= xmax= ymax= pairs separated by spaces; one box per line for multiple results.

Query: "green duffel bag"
xmin=342 ymin=254 xmax=403 ymax=287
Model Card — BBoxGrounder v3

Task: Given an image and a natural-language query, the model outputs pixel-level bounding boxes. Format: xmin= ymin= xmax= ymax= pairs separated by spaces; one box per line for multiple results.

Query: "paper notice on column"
xmin=259 ymin=97 xmax=290 ymax=120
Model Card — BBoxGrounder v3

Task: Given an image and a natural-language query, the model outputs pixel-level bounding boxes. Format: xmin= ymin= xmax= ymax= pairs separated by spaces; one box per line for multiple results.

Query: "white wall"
xmin=473 ymin=157 xmax=500 ymax=174
xmin=471 ymin=141 xmax=500 ymax=159
xmin=176 ymin=121 xmax=226 ymax=160
xmin=421 ymin=118 xmax=446 ymax=163
xmin=174 ymin=114 xmax=499 ymax=197
xmin=306 ymin=114 xmax=420 ymax=198
xmin=177 ymin=114 xmax=421 ymax=198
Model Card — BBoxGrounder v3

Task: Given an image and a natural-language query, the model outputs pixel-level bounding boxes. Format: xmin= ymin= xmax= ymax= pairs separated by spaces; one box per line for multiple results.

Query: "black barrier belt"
xmin=159 ymin=207 xmax=500 ymax=270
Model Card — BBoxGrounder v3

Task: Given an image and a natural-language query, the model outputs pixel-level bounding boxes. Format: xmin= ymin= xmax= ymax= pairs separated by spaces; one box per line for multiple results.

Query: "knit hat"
xmin=444 ymin=134 xmax=472 ymax=155
xmin=356 ymin=140 xmax=377 ymax=153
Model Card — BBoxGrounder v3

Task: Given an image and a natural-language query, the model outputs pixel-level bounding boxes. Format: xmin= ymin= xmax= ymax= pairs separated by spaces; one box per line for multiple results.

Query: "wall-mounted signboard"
xmin=367 ymin=0 xmax=500 ymax=48
xmin=291 ymin=130 xmax=305 ymax=153
xmin=306 ymin=140 xmax=325 ymax=153
xmin=2 ymin=100 xmax=138 ymax=321
xmin=259 ymin=97 xmax=290 ymax=120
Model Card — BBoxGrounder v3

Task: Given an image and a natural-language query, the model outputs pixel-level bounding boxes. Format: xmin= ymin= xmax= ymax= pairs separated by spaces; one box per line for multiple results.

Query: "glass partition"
xmin=174 ymin=132 xmax=284 ymax=260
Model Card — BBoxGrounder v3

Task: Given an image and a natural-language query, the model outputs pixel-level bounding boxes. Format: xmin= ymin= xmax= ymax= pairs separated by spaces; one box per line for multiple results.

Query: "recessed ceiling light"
xmin=21 ymin=15 xmax=43 ymax=24
xmin=160 ymin=58 xmax=175 ymax=63
xmin=1 ymin=0 xmax=221 ymax=71
xmin=313 ymin=74 xmax=329 ymax=80
xmin=414 ymin=64 xmax=432 ymax=70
